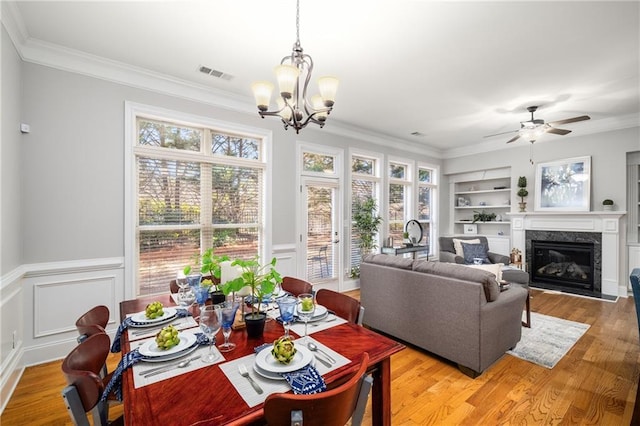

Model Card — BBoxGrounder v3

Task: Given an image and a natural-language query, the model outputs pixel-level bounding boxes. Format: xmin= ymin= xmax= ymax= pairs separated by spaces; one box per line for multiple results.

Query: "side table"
xmin=381 ymin=245 xmax=429 ymax=260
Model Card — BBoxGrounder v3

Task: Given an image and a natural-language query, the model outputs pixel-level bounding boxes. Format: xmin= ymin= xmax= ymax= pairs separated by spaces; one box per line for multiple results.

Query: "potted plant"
xmin=219 ymin=256 xmax=282 ymax=338
xmin=352 ymin=196 xmax=383 ymax=257
xmin=402 ymin=232 xmax=412 ymax=247
xmin=517 ymin=176 xmax=528 ymax=212
xmin=183 ymin=248 xmax=229 ymax=304
xmin=352 ymin=196 xmax=383 ymax=277
xmin=472 ymin=210 xmax=496 ymax=223
xmin=602 ymin=199 xmax=614 ymax=211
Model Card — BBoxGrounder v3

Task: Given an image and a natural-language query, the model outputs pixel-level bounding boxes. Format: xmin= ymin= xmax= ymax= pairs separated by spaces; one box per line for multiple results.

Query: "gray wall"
xmin=19 ymin=61 xmax=441 ymax=266
xmin=1 ymin=25 xmax=22 ymax=274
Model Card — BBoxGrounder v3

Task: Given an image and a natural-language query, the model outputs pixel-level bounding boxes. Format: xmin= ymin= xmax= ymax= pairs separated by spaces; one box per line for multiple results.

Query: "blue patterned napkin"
xmin=254 ymin=343 xmax=326 ymax=394
xmin=110 ymin=308 xmax=190 ymax=353
xmin=102 ymin=333 xmax=210 ymax=402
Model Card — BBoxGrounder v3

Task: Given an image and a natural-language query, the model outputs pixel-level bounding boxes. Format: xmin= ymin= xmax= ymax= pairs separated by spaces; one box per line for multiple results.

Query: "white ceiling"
xmin=4 ymin=1 xmax=640 ymax=157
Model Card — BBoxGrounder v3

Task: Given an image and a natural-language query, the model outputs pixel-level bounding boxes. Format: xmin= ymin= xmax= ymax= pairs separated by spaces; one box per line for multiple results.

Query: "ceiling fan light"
xmin=275 ymin=64 xmax=300 ymax=99
xmin=318 ymin=76 xmax=339 ymax=107
xmin=251 ymin=81 xmax=274 ymax=112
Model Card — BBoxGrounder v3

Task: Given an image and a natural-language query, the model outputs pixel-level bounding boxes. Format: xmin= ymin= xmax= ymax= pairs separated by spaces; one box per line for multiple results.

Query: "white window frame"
xmin=124 ymin=102 xmax=273 ymax=299
xmin=348 ymin=148 xmax=383 ymax=276
xmin=386 ymin=157 xmax=414 ymax=243
xmin=416 ymin=162 xmax=439 ymax=258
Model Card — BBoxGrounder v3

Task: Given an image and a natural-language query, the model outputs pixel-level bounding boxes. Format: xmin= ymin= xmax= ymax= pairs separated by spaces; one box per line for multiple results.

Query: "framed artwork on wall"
xmin=534 ymin=156 xmax=591 ymax=211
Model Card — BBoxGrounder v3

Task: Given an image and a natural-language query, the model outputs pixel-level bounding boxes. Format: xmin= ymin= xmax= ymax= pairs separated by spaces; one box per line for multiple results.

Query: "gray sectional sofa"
xmin=359 ymin=254 xmax=528 ymax=377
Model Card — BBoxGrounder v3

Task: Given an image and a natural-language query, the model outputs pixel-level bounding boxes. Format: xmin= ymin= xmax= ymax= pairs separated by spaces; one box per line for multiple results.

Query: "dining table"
xmin=118 ymin=293 xmax=405 ymax=425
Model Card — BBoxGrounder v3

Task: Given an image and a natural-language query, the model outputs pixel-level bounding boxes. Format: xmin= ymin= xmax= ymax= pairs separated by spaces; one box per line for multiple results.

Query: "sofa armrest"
xmin=439 ymin=251 xmax=464 ymax=264
xmin=488 ymin=252 xmax=510 ymax=264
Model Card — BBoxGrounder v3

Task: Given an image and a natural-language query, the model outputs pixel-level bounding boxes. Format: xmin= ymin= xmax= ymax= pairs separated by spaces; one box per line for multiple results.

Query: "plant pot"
xmin=244 ymin=313 xmax=266 ymax=338
xmin=210 ymin=290 xmax=225 ymax=305
xmin=518 ymin=202 xmax=527 ymax=212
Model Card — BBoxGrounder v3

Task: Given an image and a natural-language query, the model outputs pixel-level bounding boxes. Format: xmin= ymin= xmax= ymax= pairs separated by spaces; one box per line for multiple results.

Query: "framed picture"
xmin=534 ymin=156 xmax=591 ymax=211
xmin=463 ymin=224 xmax=478 ymax=234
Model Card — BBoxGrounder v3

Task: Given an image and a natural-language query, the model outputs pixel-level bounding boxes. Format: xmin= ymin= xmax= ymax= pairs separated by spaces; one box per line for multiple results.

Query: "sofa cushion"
xmin=461 ymin=242 xmax=490 ymax=264
xmin=452 ymin=238 xmax=480 ymax=256
xmin=413 ymin=260 xmax=500 ymax=302
xmin=362 ymin=254 xmax=414 ymax=270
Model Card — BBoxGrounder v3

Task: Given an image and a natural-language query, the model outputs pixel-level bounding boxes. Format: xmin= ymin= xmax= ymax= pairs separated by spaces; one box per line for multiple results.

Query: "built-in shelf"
xmin=455 ymin=205 xmax=510 ymax=209
xmin=454 ymin=188 xmax=510 ymax=195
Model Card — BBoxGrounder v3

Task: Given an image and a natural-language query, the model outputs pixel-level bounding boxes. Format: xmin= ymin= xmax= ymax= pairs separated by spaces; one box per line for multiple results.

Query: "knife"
xmin=313 ymin=353 xmax=332 ymax=368
xmin=139 ymin=355 xmax=201 ymax=376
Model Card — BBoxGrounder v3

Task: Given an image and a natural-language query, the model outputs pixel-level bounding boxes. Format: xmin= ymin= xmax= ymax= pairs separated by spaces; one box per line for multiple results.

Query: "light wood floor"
xmin=2 ymin=289 xmax=639 ymax=425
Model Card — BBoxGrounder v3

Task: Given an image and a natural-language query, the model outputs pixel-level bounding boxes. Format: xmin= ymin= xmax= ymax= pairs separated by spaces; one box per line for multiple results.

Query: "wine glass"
xmin=297 ymin=293 xmax=315 ymax=342
xmin=218 ymin=298 xmax=240 ymax=352
xmin=176 ymin=272 xmax=190 ymax=290
xmin=276 ymin=296 xmax=297 ymax=339
xmin=199 ymin=305 xmax=222 ymax=363
xmin=177 ymin=287 xmax=196 ymax=315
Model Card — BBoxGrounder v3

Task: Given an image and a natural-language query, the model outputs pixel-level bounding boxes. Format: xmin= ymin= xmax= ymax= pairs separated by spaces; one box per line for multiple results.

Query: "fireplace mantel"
xmin=507 ymin=211 xmax=627 ymax=298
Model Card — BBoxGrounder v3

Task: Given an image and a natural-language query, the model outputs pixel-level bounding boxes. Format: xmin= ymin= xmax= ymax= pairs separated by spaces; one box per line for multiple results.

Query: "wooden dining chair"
xmin=281 ymin=276 xmax=313 ymax=297
xmin=263 ymin=353 xmax=372 ymax=426
xmin=76 ymin=305 xmax=110 ymax=344
xmin=315 ymin=288 xmax=363 ymax=325
xmin=61 ymin=333 xmax=122 ymax=426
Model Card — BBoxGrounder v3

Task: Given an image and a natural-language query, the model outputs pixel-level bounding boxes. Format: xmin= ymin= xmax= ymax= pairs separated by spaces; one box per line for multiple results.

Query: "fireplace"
xmin=525 ymin=230 xmax=602 ymax=298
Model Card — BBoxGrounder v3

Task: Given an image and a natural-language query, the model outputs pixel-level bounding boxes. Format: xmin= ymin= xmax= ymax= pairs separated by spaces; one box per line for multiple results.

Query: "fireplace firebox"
xmin=531 ymin=240 xmax=594 ymax=291
xmin=525 ymin=230 xmax=602 ymax=298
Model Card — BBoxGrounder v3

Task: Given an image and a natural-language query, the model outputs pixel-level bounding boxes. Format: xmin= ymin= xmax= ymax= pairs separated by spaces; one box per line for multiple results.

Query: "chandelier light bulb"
xmin=311 ymin=95 xmax=328 ymax=121
xmin=251 ymin=81 xmax=274 ymax=112
xmin=318 ymin=76 xmax=339 ymax=107
xmin=275 ymin=64 xmax=300 ymax=99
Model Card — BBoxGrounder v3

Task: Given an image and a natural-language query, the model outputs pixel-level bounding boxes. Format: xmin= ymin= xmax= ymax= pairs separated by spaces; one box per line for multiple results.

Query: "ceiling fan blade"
xmin=483 ymin=129 xmax=518 ymax=138
xmin=506 ymin=134 xmax=521 ymax=144
xmin=547 ymin=115 xmax=591 ymax=126
xmin=547 ymin=127 xmax=572 ymax=136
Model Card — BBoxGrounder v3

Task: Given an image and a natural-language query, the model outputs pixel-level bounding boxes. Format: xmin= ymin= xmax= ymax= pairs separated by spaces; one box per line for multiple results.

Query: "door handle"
xmin=332 ymin=239 xmax=340 ymax=243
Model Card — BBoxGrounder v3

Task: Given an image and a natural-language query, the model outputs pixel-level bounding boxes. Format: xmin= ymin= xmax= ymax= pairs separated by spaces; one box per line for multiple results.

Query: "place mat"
xmin=219 ymin=338 xmax=350 ymax=407
xmin=127 ymin=316 xmax=198 ymax=341
xmin=288 ymin=313 xmax=348 ymax=335
xmin=130 ymin=329 xmax=225 ymax=388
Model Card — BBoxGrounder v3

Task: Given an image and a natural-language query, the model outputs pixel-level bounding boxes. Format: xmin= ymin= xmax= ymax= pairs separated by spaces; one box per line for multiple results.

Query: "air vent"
xmin=198 ymin=65 xmax=234 ymax=81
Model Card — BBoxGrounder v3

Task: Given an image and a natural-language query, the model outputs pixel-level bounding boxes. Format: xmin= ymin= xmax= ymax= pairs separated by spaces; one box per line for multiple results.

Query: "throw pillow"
xmin=461 ymin=242 xmax=489 ymax=264
xmin=466 ymin=263 xmax=504 ymax=283
xmin=452 ymin=238 xmax=480 ymax=256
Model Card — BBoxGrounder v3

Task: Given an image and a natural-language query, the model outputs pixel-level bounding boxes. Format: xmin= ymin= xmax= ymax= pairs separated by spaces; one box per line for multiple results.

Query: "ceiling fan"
xmin=485 ymin=106 xmax=591 ymax=144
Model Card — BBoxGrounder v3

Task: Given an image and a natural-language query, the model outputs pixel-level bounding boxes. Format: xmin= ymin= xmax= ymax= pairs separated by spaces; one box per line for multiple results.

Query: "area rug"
xmin=506 ymin=312 xmax=590 ymax=369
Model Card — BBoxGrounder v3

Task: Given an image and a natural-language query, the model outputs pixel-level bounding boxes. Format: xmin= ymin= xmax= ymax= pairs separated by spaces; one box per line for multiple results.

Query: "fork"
xmin=238 ymin=364 xmax=263 ymax=394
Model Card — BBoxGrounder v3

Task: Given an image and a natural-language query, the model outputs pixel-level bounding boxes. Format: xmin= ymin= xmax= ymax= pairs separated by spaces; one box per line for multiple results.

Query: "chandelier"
xmin=251 ymin=0 xmax=338 ymax=133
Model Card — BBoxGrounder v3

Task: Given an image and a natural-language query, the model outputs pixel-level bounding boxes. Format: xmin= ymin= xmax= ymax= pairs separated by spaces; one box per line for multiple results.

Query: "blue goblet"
xmin=194 ymin=286 xmax=209 ymax=318
xmin=218 ymin=299 xmax=240 ymax=352
xmin=276 ymin=296 xmax=297 ymax=339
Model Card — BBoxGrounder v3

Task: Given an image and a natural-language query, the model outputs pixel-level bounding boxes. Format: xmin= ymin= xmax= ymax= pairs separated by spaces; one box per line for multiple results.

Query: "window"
xmin=388 ymin=160 xmax=412 ymax=245
xmin=133 ymin=116 xmax=267 ymax=295
xmin=417 ymin=165 xmax=437 ymax=253
xmin=350 ymin=153 xmax=382 ymax=275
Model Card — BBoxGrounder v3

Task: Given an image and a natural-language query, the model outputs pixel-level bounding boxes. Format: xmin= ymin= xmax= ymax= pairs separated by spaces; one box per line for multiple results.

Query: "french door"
xmin=300 ymin=177 xmax=341 ymax=286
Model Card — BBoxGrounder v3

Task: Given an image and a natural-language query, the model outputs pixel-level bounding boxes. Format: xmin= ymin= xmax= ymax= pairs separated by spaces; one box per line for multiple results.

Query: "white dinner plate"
xmin=138 ymin=332 xmax=197 ymax=358
xmin=140 ymin=342 xmax=199 ymax=363
xmin=253 ymin=357 xmax=316 ymax=380
xmin=295 ymin=304 xmax=328 ymax=319
xmin=255 ymin=345 xmax=313 ymax=373
xmin=130 ymin=307 xmax=177 ymax=326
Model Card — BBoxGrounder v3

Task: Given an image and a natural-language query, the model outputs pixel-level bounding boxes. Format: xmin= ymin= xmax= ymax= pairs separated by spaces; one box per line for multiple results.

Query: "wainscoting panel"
xmin=20 ymin=258 xmax=124 ymax=366
xmin=272 ymin=244 xmax=297 ymax=278
xmin=33 ymin=275 xmax=117 ymax=338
